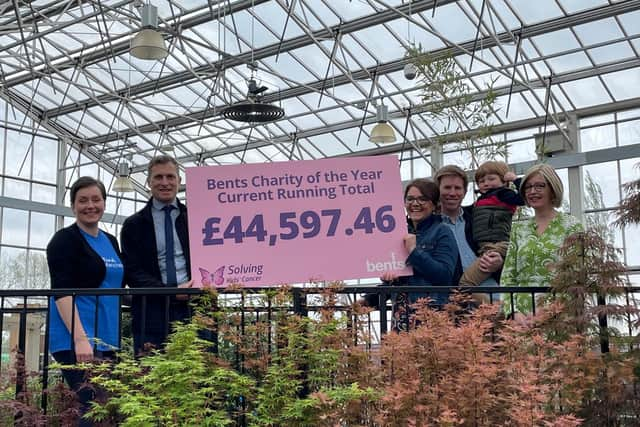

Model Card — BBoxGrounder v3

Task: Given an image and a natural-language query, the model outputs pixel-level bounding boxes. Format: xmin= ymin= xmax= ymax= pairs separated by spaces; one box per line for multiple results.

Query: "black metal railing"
xmin=1 ymin=285 xmax=638 ymax=420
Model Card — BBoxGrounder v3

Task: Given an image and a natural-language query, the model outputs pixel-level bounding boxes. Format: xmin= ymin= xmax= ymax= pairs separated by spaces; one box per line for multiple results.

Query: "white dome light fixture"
xmin=130 ymin=4 xmax=168 ymax=60
xmin=369 ymin=104 xmax=396 ymax=144
xmin=113 ymin=161 xmax=135 ymax=193
xmin=404 ymin=63 xmax=418 ymax=80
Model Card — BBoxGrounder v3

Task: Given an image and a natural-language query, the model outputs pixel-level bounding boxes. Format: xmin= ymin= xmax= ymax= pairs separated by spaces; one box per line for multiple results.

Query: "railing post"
xmin=597 ymin=294 xmax=609 ymax=353
xmin=379 ymin=289 xmax=388 ymax=336
xmin=15 ymin=298 xmax=28 ymax=399
xmin=42 ymin=304 xmax=51 ymax=414
xmin=292 ymin=289 xmax=307 ymax=317
xmin=292 ymin=288 xmax=309 ymax=399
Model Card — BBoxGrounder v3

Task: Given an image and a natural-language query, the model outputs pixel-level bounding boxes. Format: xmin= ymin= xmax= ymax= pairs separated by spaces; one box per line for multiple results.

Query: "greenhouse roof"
xmin=1 ymin=0 xmax=639 ymax=186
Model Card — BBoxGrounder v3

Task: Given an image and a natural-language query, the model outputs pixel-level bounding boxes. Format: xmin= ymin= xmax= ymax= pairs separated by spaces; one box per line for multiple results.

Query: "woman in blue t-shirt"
xmin=47 ymin=176 xmax=124 ymax=426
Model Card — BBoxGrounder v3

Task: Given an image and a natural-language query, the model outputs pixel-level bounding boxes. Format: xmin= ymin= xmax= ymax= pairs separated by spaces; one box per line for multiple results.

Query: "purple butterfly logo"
xmin=199 ymin=266 xmax=225 ymax=287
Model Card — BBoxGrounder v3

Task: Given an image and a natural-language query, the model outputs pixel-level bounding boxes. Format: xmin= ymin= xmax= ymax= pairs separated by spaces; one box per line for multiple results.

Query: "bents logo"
xmin=365 ymin=252 xmax=405 ymax=272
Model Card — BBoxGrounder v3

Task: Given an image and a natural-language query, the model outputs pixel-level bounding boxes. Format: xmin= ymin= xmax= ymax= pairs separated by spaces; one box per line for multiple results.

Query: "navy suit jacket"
xmin=120 ymin=198 xmax=190 ymax=335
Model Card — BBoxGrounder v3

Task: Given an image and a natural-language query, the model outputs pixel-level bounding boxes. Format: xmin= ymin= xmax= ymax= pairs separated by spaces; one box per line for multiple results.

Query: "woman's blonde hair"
xmin=520 ymin=163 xmax=564 ymax=208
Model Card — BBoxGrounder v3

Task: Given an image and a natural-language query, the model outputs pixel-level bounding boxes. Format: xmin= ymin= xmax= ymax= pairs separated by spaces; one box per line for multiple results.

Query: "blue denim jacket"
xmin=365 ymin=214 xmax=459 ymax=315
xmin=403 ymin=214 xmax=458 ymax=306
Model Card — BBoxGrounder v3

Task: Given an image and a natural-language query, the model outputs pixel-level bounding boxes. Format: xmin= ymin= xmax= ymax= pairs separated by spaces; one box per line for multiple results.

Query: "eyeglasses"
xmin=523 ymin=182 xmax=547 ymax=192
xmin=405 ymin=196 xmax=430 ymax=204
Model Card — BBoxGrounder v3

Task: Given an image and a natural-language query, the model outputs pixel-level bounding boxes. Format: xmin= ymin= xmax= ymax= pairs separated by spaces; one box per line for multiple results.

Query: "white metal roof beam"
xmin=39 ymin=0 xmax=460 ymax=117
xmin=128 ymin=85 xmax=640 ymax=173
xmin=76 ymin=0 xmax=640 ymax=145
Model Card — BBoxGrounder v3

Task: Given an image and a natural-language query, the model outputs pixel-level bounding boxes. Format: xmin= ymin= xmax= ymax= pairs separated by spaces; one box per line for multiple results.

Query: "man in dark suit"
xmin=121 ymin=155 xmax=193 ymax=354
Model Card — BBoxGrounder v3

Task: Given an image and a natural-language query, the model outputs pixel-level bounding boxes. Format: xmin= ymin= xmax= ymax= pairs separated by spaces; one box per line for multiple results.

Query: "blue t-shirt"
xmin=49 ymin=229 xmax=124 ymax=353
xmin=441 ymin=212 xmax=498 ymax=287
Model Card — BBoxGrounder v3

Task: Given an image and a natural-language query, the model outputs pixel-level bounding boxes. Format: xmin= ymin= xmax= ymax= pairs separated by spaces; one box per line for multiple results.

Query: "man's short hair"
xmin=70 ymin=176 xmax=106 ymax=205
xmin=147 ymin=155 xmax=179 ymax=181
xmin=434 ymin=164 xmax=469 ymax=190
xmin=520 ymin=163 xmax=564 ymax=208
xmin=475 ymin=161 xmax=509 ymax=183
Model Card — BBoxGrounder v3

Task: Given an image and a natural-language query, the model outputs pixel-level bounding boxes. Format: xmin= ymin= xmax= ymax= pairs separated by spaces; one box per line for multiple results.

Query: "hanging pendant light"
xmin=369 ymin=104 xmax=396 ymax=144
xmin=113 ymin=162 xmax=135 ymax=193
xmin=130 ymin=4 xmax=168 ymax=60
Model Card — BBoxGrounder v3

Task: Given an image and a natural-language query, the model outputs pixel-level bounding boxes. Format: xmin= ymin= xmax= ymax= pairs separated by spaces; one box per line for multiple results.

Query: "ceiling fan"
xmin=220 ymin=77 xmax=285 ymax=123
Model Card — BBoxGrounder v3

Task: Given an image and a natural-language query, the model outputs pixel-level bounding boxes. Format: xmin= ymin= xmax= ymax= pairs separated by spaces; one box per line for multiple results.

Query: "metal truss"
xmin=0 ymin=0 xmax=639 ymax=189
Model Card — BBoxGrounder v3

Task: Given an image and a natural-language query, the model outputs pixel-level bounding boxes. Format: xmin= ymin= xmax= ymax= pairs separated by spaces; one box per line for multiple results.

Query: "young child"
xmin=459 ymin=161 xmax=525 ymax=287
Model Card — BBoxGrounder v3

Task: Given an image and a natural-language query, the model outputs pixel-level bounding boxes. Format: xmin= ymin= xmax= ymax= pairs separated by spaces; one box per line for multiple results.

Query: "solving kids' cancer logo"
xmin=198 ymin=263 xmax=265 ymax=286
xmin=199 ymin=266 xmax=225 ymax=286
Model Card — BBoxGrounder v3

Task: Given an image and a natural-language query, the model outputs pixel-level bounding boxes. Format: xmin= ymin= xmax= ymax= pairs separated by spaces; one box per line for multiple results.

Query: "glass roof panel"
xmin=350 ymin=24 xmax=406 ymax=63
xmin=547 ymin=85 xmax=574 ymax=111
xmin=523 ymin=58 xmax=552 ymax=79
xmin=530 ymin=29 xmax=581 ymax=56
xmin=264 ymin=2 xmax=308 ymax=39
xmin=0 ymin=0 xmax=637 ymax=198
xmin=573 ymin=18 xmax=625 ymax=46
xmin=218 ymin=11 xmax=272 ymax=50
xmin=556 ymin=0 xmax=608 ymax=14
xmin=396 ymin=15 xmax=447 ymax=52
xmin=484 ymin=1 xmax=522 ymax=29
xmin=286 ymin=112 xmax=326 ymax=130
xmin=286 ymin=44 xmax=331 ymax=82
xmin=600 ymin=68 xmax=640 ymax=101
xmin=428 ymin=2 xmax=478 ymax=44
xmin=291 ymin=0 xmax=341 ymax=30
xmin=280 ymin=97 xmax=313 ymax=117
xmin=308 ymin=133 xmax=351 ymax=156
xmin=324 ymin=0 xmax=378 ymax=20
xmin=507 ymin=0 xmax=564 ymax=25
xmin=546 ymin=51 xmax=592 ymax=74
xmin=261 ymin=54 xmax=314 ymax=85
xmin=494 ymin=93 xmax=537 ymax=122
xmin=78 ymin=114 xmax=111 ymax=136
xmin=559 ymin=76 xmax=613 ymax=108
xmin=337 ymin=34 xmax=378 ymax=69
xmin=314 ymin=105 xmax=355 ymax=124
xmin=588 ymin=42 xmax=636 ymax=65
xmin=618 ymin=10 xmax=640 ymax=36
xmin=298 ymin=139 xmax=324 ymax=159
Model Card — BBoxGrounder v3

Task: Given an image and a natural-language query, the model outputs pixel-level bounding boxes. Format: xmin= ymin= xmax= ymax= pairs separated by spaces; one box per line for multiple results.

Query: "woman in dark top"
xmin=365 ymin=178 xmax=458 ymax=331
xmin=47 ymin=176 xmax=124 ymax=426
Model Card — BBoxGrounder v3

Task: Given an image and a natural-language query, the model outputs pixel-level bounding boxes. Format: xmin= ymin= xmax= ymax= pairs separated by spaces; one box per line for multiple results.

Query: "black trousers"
xmin=52 ymin=349 xmax=115 ymax=427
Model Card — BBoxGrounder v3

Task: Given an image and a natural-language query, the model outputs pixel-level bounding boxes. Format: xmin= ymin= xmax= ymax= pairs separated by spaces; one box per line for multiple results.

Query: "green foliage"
xmin=368 ymin=299 xmax=593 ymax=426
xmin=545 ymin=229 xmax=640 ymax=424
xmin=584 ymin=171 xmax=616 ymax=246
xmin=406 ymin=45 xmax=503 ymax=169
xmin=4 ymin=277 xmax=639 ymax=425
xmin=0 ymin=352 xmax=79 ymax=426
xmin=549 ymin=229 xmax=633 ymax=338
xmin=89 ymin=320 xmax=253 ymax=426
xmin=615 ymin=162 xmax=640 ymax=228
xmin=86 ymin=289 xmax=377 ymax=426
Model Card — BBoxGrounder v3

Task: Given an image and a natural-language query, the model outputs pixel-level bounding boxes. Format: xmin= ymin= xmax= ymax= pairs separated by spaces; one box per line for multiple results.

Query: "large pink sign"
xmin=186 ymin=156 xmax=412 ymax=287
